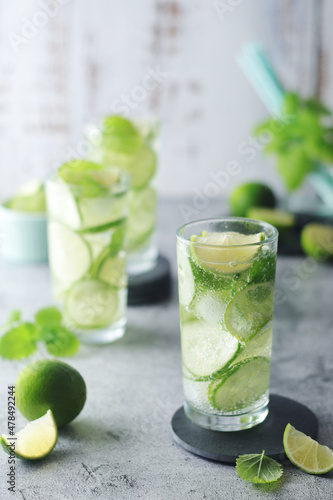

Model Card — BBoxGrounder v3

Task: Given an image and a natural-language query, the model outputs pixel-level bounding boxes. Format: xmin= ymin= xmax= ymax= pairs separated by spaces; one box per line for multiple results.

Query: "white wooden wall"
xmin=0 ymin=0 xmax=331 ymax=199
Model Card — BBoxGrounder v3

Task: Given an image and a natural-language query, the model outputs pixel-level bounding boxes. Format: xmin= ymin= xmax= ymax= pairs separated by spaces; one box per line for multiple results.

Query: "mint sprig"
xmin=0 ymin=307 xmax=80 ymax=360
xmin=255 ymin=92 xmax=333 ymax=190
xmin=236 ymin=450 xmax=283 ymax=484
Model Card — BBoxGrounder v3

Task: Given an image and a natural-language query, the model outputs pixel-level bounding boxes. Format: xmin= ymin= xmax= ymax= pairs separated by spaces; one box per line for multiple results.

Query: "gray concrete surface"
xmin=0 ymin=198 xmax=332 ymax=500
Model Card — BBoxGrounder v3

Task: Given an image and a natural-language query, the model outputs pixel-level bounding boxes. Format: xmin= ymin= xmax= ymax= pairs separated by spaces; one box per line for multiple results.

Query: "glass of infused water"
xmin=176 ymin=218 xmax=278 ymax=431
xmin=46 ymin=160 xmax=130 ymax=344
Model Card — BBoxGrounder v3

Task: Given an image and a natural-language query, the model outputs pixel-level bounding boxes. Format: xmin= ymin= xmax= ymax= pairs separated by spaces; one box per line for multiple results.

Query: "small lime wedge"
xmin=301 ymin=223 xmax=333 ymax=261
xmin=1 ymin=410 xmax=57 ymax=460
xmin=283 ymin=424 xmax=333 ymax=474
xmin=191 ymin=231 xmax=265 ymax=274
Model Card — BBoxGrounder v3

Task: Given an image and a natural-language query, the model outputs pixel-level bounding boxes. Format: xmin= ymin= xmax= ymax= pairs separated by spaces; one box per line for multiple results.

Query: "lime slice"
xmin=46 ymin=181 xmax=81 ymax=229
xmin=1 ymin=410 xmax=57 ymax=460
xmin=301 ymin=223 xmax=333 ymax=260
xmin=48 ymin=222 xmax=91 ymax=284
xmin=66 ymin=279 xmax=118 ymax=328
xmin=128 ymin=186 xmax=156 ymax=250
xmin=208 ymin=356 xmax=270 ymax=412
xmin=191 ymin=231 xmax=264 ymax=274
xmin=225 ymin=283 xmax=274 ymax=342
xmin=247 ymin=207 xmax=295 ymax=230
xmin=78 ymin=193 xmax=127 ymax=230
xmin=177 ymin=248 xmax=195 ymax=307
xmin=283 ymin=424 xmax=333 ymax=474
xmin=181 ymin=320 xmax=240 ymax=380
xmin=102 ymin=115 xmax=141 ymax=154
xmin=91 ymin=246 xmax=126 ymax=288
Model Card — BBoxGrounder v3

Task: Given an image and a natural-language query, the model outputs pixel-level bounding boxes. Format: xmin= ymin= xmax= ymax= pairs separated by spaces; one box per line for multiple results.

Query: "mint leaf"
xmin=236 ymin=451 xmax=283 ymax=484
xmin=0 ymin=323 xmax=37 ymax=360
xmin=39 ymin=326 xmax=80 ymax=357
xmin=35 ymin=307 xmax=62 ymax=328
xmin=1 ymin=310 xmax=21 ymax=332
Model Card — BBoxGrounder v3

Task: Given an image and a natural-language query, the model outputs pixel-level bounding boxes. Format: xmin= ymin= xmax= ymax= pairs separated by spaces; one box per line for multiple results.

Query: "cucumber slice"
xmin=177 ymin=248 xmax=195 ymax=307
xmin=48 ymin=222 xmax=91 ymax=285
xmin=181 ymin=320 xmax=240 ymax=380
xmin=208 ymin=357 xmax=270 ymax=412
xmin=235 ymin=324 xmax=273 ymax=365
xmin=91 ymin=247 xmax=126 ymax=288
xmin=225 ymin=283 xmax=274 ymax=342
xmin=46 ymin=181 xmax=81 ymax=230
xmin=66 ymin=279 xmax=118 ymax=328
xmin=78 ymin=193 xmax=127 ymax=230
xmin=128 ymin=186 xmax=156 ymax=250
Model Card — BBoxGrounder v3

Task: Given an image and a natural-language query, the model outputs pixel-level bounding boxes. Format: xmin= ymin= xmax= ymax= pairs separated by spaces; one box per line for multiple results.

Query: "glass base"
xmin=127 ymin=239 xmax=158 ymax=275
xmin=74 ymin=318 xmax=126 ymax=345
xmin=184 ymin=398 xmax=269 ymax=432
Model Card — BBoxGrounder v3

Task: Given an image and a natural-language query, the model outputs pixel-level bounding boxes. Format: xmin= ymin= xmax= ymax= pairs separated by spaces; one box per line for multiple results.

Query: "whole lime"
xmin=301 ymin=223 xmax=333 ymax=261
xmin=229 ymin=182 xmax=276 ymax=217
xmin=15 ymin=360 xmax=86 ymax=427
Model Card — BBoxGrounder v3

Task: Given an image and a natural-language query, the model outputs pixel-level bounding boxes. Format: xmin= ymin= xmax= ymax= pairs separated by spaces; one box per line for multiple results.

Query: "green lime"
xmin=181 ymin=320 xmax=240 ymax=380
xmin=191 ymin=231 xmax=265 ymax=274
xmin=15 ymin=360 xmax=86 ymax=427
xmin=66 ymin=279 xmax=118 ymax=328
xmin=225 ymin=282 xmax=274 ymax=342
xmin=246 ymin=207 xmax=295 ymax=230
xmin=1 ymin=410 xmax=57 ymax=460
xmin=5 ymin=180 xmax=46 ymax=212
xmin=229 ymin=182 xmax=276 ymax=217
xmin=283 ymin=424 xmax=333 ymax=474
xmin=102 ymin=115 xmax=141 ymax=154
xmin=208 ymin=356 xmax=270 ymax=411
xmin=301 ymin=223 xmax=333 ymax=261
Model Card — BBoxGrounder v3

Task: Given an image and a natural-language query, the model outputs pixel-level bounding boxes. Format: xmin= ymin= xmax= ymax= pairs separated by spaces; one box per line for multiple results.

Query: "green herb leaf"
xmin=35 ymin=306 xmax=62 ymax=328
xmin=236 ymin=451 xmax=283 ymax=484
xmin=0 ymin=323 xmax=38 ymax=360
xmin=39 ymin=326 xmax=80 ymax=357
xmin=1 ymin=310 xmax=21 ymax=332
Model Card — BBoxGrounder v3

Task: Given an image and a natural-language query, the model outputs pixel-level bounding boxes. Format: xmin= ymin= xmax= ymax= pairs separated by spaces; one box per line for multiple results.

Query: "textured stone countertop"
xmin=0 ymin=199 xmax=332 ymax=500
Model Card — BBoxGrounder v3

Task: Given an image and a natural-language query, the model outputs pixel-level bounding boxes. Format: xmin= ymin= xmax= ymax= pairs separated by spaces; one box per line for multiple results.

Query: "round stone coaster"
xmin=128 ymin=255 xmax=171 ymax=306
xmin=171 ymin=395 xmax=318 ymax=463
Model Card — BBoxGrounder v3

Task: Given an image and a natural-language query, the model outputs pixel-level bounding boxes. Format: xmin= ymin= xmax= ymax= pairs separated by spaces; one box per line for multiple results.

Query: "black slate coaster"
xmin=171 ymin=395 xmax=318 ymax=463
xmin=128 ymin=255 xmax=171 ymax=306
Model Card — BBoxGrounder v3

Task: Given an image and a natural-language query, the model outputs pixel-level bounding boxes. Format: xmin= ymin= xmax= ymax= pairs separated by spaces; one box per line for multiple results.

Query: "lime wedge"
xmin=177 ymin=248 xmax=195 ymax=307
xmin=301 ymin=223 xmax=333 ymax=260
xmin=66 ymin=279 xmax=118 ymax=328
xmin=128 ymin=186 xmax=156 ymax=250
xmin=46 ymin=180 xmax=82 ymax=230
xmin=181 ymin=320 xmax=240 ymax=380
xmin=48 ymin=222 xmax=91 ymax=284
xmin=225 ymin=283 xmax=274 ymax=342
xmin=283 ymin=424 xmax=333 ymax=474
xmin=1 ymin=410 xmax=57 ymax=460
xmin=208 ymin=357 xmax=270 ymax=412
xmin=191 ymin=231 xmax=264 ymax=274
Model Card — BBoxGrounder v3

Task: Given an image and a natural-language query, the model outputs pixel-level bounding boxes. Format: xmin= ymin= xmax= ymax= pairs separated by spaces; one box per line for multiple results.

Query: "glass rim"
xmin=176 ymin=217 xmax=279 ymax=248
xmin=46 ymin=166 xmax=131 ymax=195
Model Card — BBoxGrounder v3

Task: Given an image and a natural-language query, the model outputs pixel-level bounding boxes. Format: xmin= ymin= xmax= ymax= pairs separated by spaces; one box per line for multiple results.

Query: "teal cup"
xmin=0 ymin=203 xmax=48 ymax=263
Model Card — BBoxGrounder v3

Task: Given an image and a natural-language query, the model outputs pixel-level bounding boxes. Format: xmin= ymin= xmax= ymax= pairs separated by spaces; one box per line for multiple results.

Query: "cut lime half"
xmin=181 ymin=320 xmax=240 ymax=380
xmin=191 ymin=231 xmax=265 ymax=274
xmin=225 ymin=282 xmax=274 ymax=342
xmin=208 ymin=356 xmax=270 ymax=412
xmin=283 ymin=424 xmax=333 ymax=474
xmin=66 ymin=279 xmax=118 ymax=329
xmin=1 ymin=410 xmax=57 ymax=460
xmin=301 ymin=223 xmax=333 ymax=261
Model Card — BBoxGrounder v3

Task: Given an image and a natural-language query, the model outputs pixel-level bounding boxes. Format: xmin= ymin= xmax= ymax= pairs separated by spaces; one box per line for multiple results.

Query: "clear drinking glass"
xmin=176 ymin=218 xmax=278 ymax=431
xmin=46 ymin=166 xmax=130 ymax=344
xmin=85 ymin=116 xmax=159 ymax=275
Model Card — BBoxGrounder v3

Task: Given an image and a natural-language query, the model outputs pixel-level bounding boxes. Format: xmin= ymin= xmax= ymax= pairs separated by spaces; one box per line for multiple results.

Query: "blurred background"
xmin=0 ymin=0 xmax=331 ymax=201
